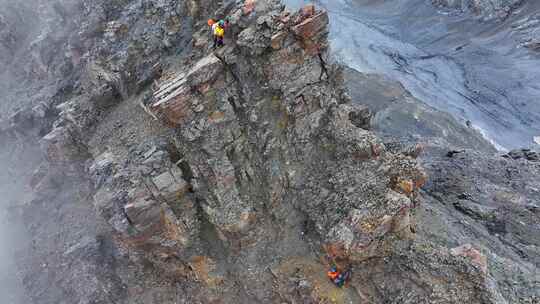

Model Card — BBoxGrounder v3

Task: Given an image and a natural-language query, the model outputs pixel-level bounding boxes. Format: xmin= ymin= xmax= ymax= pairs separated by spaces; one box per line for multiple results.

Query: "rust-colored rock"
xmin=189 ymin=256 xmax=224 ymax=287
xmin=292 ymin=11 xmax=329 ymax=40
xmin=291 ymin=11 xmax=329 ymax=55
xmin=159 ymin=92 xmax=194 ymax=125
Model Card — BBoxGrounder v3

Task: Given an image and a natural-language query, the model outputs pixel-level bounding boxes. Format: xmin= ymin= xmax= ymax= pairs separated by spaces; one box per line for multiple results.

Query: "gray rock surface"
xmin=432 ymin=0 xmax=540 ymax=51
xmin=417 ymin=150 xmax=540 ymax=303
xmin=0 ymin=0 xmax=538 ymax=304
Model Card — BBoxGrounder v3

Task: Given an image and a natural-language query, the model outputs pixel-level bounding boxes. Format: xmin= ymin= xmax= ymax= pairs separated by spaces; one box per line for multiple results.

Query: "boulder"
xmin=347 ymin=104 xmax=372 ymax=130
xmin=88 ymin=151 xmax=115 ymax=186
xmin=292 ymin=11 xmax=329 ymax=39
xmin=325 ymin=191 xmax=414 ymax=262
xmin=150 ymin=166 xmax=190 ymax=203
xmin=291 ymin=10 xmax=329 ymax=55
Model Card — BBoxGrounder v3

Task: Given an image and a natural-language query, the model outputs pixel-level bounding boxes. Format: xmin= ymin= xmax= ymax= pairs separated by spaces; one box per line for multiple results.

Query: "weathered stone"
xmin=151 ymin=54 xmax=223 ymax=125
xmin=451 ymin=244 xmax=488 ymax=274
xmin=237 ymin=26 xmax=271 ymax=55
xmin=151 ymin=167 xmax=189 ymax=203
xmin=160 ymin=203 xmax=190 ymax=247
xmin=292 ymin=12 xmax=329 ymax=40
xmin=124 ymin=192 xmax=161 ymax=236
xmin=291 ymin=11 xmax=329 ymax=54
xmin=432 ymin=0 xmax=523 ymax=20
xmin=39 ymin=125 xmax=90 ymax=176
xmin=347 ymin=104 xmax=372 ymax=130
xmin=88 ymin=151 xmax=114 ymax=187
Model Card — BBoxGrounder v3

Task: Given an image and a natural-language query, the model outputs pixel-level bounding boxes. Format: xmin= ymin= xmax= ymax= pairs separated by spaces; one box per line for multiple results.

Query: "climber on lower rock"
xmin=327 ymin=266 xmax=352 ymax=288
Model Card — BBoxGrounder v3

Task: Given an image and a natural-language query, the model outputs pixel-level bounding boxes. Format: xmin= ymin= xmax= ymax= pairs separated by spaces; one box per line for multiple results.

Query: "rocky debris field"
xmin=0 ymin=0 xmax=539 ymax=303
xmin=432 ymin=0 xmax=525 ymax=20
xmin=432 ymin=0 xmax=540 ymax=50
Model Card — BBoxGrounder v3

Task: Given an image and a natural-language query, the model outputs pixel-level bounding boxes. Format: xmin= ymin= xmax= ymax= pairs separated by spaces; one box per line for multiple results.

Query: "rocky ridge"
xmin=0 ymin=0 xmax=539 ymax=303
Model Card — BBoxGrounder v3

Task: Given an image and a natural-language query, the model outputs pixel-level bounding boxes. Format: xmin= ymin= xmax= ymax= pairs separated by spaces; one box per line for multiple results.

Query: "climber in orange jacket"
xmin=327 ymin=266 xmax=351 ymax=288
xmin=327 ymin=266 xmax=339 ymax=281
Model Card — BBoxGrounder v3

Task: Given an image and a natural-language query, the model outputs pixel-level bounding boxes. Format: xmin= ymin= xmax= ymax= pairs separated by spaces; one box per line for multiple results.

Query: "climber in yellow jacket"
xmin=208 ymin=19 xmax=226 ymax=49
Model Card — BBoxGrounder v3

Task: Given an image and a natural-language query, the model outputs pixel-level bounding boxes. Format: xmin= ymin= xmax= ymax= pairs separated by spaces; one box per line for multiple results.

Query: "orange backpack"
xmin=207 ymin=19 xmax=215 ymax=27
xmin=327 ymin=270 xmax=339 ymax=280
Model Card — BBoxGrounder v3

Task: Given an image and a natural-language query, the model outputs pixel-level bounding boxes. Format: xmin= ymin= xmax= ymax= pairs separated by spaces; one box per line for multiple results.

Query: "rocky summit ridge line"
xmin=0 ymin=0 xmax=538 ymax=303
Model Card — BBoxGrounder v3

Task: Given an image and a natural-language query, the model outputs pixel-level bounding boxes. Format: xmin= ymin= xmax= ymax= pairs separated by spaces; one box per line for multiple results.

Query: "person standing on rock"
xmin=213 ymin=20 xmax=226 ymax=48
xmin=208 ymin=17 xmax=230 ymax=49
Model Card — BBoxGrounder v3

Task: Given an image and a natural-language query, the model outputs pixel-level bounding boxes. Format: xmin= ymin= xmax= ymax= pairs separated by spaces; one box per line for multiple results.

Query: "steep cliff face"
xmin=86 ymin=2 xmax=428 ymax=302
xmin=2 ymin=0 xmax=539 ymax=303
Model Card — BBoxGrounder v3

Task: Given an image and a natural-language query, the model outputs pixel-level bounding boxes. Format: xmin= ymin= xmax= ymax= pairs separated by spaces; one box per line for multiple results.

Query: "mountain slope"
xmin=0 ymin=1 xmax=538 ymax=303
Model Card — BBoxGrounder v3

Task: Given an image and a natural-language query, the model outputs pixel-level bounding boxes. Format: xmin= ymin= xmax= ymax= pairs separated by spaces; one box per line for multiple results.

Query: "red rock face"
xmin=291 ymin=11 xmax=329 ymax=55
xmin=292 ymin=11 xmax=329 ymax=39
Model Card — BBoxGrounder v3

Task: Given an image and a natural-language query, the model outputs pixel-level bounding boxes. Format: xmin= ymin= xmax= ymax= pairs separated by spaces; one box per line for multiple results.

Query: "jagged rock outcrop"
xmin=90 ymin=141 xmax=199 ymax=265
xmin=148 ymin=2 xmax=424 ymax=264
